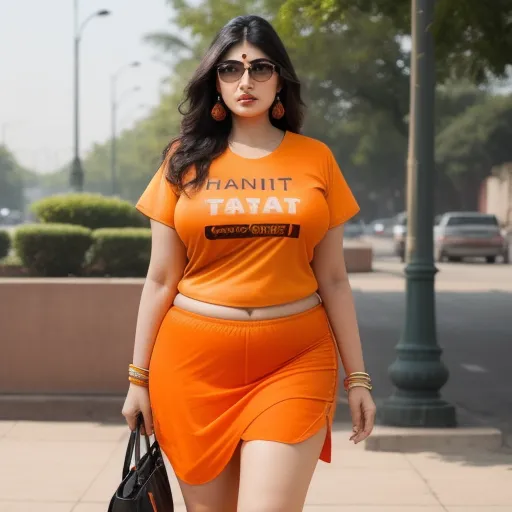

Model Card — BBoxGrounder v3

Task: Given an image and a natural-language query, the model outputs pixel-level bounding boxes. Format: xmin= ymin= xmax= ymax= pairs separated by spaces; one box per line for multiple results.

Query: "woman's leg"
xmin=237 ymin=425 xmax=327 ymax=512
xmin=162 ymin=442 xmax=241 ymax=512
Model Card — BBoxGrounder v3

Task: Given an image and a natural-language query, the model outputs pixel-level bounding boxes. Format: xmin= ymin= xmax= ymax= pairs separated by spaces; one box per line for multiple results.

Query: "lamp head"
xmin=97 ymin=9 xmax=111 ymax=16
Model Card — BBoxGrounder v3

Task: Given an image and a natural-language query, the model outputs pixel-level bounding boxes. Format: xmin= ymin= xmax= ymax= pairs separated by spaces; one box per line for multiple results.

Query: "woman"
xmin=122 ymin=14 xmax=376 ymax=512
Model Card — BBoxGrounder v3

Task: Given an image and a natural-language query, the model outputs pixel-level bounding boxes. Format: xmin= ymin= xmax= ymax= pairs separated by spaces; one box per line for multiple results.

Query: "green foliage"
xmin=276 ymin=0 xmax=512 ymax=83
xmin=435 ymin=81 xmax=488 ymax=132
xmin=0 ymin=230 xmax=11 ymax=259
xmin=0 ymin=254 xmax=22 ymax=267
xmin=0 ymin=146 xmax=24 ymax=211
xmin=435 ymin=94 xmax=512 ymax=209
xmin=31 ymin=194 xmax=147 ymax=230
xmin=436 ymin=95 xmax=512 ymax=176
xmin=13 ymin=224 xmax=93 ymax=277
xmin=88 ymin=228 xmax=151 ymax=277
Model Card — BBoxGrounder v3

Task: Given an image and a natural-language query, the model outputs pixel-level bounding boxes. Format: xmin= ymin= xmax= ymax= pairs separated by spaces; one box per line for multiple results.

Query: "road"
xmin=336 ymin=235 xmax=512 ymax=444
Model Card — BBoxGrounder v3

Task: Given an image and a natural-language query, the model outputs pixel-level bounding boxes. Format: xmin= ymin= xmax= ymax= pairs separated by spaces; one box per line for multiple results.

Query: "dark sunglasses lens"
xmin=252 ymin=63 xmax=274 ymax=82
xmin=218 ymin=63 xmax=244 ymax=82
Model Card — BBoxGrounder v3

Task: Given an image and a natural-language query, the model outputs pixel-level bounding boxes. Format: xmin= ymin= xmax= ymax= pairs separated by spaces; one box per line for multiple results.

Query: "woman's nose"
xmin=239 ymin=68 xmax=253 ymax=87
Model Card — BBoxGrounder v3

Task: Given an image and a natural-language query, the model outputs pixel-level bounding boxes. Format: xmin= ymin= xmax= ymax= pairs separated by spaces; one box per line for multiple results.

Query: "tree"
xmin=275 ymin=0 xmax=512 ymax=83
xmin=436 ymin=94 xmax=512 ymax=210
xmin=0 ymin=146 xmax=24 ymax=211
xmin=435 ymin=80 xmax=488 ymax=132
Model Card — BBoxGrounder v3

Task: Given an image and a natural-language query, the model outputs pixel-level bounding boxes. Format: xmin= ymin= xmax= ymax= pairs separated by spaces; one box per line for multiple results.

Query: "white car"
xmin=434 ymin=212 xmax=509 ymax=263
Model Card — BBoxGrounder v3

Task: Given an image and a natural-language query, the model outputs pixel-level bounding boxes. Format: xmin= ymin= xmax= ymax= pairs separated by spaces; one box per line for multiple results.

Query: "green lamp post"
xmin=379 ymin=0 xmax=457 ymax=427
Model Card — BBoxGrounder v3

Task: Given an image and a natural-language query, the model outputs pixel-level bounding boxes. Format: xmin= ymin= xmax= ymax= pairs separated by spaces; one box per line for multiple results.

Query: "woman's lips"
xmin=238 ymin=97 xmax=256 ymax=105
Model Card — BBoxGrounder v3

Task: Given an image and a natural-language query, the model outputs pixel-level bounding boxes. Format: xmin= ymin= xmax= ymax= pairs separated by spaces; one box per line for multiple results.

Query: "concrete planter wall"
xmin=1 ymin=279 xmax=141 ymax=396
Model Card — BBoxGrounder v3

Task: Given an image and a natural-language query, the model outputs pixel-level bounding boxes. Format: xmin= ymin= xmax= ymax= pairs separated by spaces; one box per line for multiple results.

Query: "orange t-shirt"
xmin=136 ymin=131 xmax=359 ymax=307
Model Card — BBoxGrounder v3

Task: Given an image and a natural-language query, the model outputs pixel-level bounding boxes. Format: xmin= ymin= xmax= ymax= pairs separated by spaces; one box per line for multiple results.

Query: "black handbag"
xmin=108 ymin=414 xmax=174 ymax=511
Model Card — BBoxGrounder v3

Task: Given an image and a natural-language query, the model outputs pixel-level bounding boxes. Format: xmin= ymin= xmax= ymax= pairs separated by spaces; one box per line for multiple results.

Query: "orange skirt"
xmin=148 ymin=303 xmax=339 ymax=485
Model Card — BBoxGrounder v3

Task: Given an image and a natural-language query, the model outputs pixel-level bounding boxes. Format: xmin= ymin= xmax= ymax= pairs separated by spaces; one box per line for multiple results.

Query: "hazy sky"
xmin=1 ymin=0 xmax=174 ymax=173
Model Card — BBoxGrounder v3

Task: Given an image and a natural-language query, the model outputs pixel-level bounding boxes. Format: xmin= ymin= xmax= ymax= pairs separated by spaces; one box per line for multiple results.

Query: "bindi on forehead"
xmin=222 ymin=44 xmax=267 ymax=62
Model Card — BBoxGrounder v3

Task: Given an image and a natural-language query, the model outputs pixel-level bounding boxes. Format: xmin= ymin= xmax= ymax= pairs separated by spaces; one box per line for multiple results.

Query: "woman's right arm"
xmin=122 ymin=220 xmax=187 ymax=433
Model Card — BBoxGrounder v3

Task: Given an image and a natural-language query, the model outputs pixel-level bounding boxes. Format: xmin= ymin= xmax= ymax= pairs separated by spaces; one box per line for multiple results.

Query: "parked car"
xmin=393 ymin=213 xmax=452 ymax=262
xmin=0 ymin=208 xmax=23 ymax=226
xmin=434 ymin=212 xmax=509 ymax=263
xmin=367 ymin=217 xmax=395 ymax=238
xmin=392 ymin=212 xmax=407 ymax=261
xmin=344 ymin=219 xmax=366 ymax=239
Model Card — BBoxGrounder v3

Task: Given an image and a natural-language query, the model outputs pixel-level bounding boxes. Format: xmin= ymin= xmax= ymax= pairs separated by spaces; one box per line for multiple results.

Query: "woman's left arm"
xmin=312 ymin=224 xmax=376 ymax=444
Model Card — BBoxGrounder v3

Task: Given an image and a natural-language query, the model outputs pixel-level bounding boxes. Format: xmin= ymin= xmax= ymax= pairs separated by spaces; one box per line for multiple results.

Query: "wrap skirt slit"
xmin=148 ymin=303 xmax=339 ymax=485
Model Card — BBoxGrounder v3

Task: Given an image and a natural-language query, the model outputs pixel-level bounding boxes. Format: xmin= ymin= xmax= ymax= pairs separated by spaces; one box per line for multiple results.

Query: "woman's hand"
xmin=122 ymin=384 xmax=154 ymax=436
xmin=347 ymin=387 xmax=376 ymax=444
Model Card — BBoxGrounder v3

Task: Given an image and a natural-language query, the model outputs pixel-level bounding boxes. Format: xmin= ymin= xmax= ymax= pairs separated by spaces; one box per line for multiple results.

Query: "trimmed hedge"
xmin=87 ymin=228 xmax=151 ymax=277
xmin=0 ymin=230 xmax=10 ymax=260
xmin=31 ymin=193 xmax=147 ymax=230
xmin=13 ymin=224 xmax=93 ymax=277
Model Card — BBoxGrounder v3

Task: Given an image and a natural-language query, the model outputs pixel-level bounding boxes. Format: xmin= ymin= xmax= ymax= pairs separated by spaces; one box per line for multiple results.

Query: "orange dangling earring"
xmin=211 ymin=95 xmax=227 ymax=121
xmin=271 ymin=94 xmax=285 ymax=120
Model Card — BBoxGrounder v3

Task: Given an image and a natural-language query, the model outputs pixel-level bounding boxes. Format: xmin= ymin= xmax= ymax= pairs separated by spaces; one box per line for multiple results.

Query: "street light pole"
xmin=111 ymin=79 xmax=117 ymax=196
xmin=110 ymin=62 xmax=140 ymax=196
xmin=71 ymin=1 xmax=81 ymax=191
xmin=379 ymin=0 xmax=457 ymax=427
xmin=70 ymin=1 xmax=111 ymax=192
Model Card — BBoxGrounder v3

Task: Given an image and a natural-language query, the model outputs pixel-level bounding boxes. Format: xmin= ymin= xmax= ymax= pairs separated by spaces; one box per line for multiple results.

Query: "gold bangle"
xmin=129 ymin=364 xmax=149 ymax=375
xmin=129 ymin=376 xmax=149 ymax=388
xmin=343 ymin=382 xmax=373 ymax=391
xmin=348 ymin=381 xmax=372 ymax=388
xmin=344 ymin=372 xmax=371 ymax=384
xmin=344 ymin=377 xmax=372 ymax=389
xmin=346 ymin=382 xmax=373 ymax=393
xmin=344 ymin=379 xmax=372 ymax=385
xmin=129 ymin=369 xmax=149 ymax=381
xmin=344 ymin=371 xmax=370 ymax=381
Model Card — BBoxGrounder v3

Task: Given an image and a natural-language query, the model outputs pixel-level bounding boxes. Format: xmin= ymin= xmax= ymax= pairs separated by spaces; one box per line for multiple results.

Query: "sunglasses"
xmin=216 ymin=59 xmax=279 ymax=83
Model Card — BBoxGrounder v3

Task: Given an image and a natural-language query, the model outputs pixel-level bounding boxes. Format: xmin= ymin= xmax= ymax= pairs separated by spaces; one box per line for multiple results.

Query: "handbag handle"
xmin=122 ymin=413 xmax=152 ymax=479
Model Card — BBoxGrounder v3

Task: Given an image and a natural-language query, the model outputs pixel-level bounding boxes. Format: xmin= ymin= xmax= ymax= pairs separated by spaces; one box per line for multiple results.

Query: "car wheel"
xmin=486 ymin=256 xmax=496 ymax=264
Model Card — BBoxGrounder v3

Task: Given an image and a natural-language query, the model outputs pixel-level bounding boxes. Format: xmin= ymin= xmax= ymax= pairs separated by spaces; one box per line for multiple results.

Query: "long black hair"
xmin=164 ymin=15 xmax=305 ymax=193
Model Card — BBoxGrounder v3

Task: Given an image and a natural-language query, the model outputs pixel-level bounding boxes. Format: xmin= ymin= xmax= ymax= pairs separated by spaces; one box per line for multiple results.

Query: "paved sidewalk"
xmin=1 ymin=420 xmax=511 ymax=511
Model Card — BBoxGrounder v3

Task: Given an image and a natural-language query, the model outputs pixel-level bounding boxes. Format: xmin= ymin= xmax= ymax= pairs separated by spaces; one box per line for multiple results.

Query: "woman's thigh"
xmin=162 ymin=443 xmax=241 ymax=512
xmin=237 ymin=425 xmax=327 ymax=512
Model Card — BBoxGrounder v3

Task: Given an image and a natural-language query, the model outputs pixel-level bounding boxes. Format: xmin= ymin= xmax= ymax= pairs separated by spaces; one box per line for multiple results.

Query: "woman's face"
xmin=216 ymin=41 xmax=282 ymax=120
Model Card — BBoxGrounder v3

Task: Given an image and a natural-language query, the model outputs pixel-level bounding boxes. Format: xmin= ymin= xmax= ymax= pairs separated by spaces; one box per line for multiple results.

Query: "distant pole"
xmin=379 ymin=0 xmax=457 ymax=427
xmin=111 ymin=76 xmax=117 ymax=196
xmin=71 ymin=0 xmax=82 ymax=192
xmin=70 ymin=1 xmax=111 ymax=192
xmin=110 ymin=62 xmax=141 ymax=196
